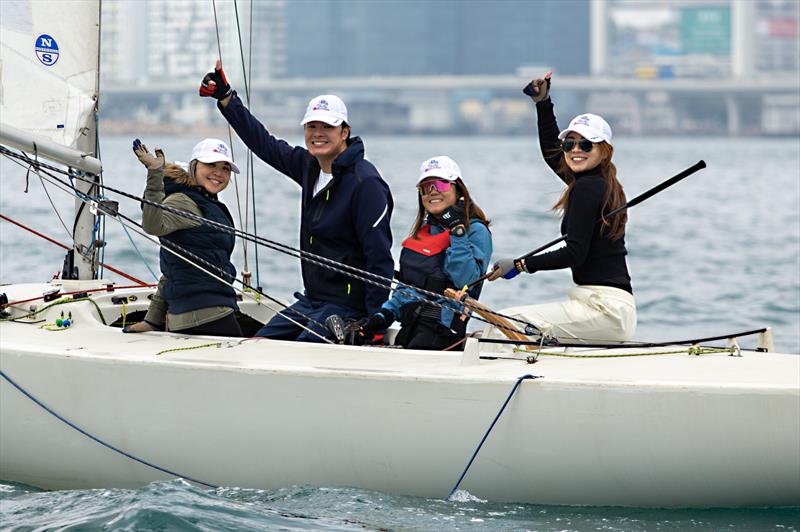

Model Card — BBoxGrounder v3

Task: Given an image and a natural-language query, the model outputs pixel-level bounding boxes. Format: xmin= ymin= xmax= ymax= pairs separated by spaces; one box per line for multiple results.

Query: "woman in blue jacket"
xmin=364 ymin=156 xmax=492 ymax=350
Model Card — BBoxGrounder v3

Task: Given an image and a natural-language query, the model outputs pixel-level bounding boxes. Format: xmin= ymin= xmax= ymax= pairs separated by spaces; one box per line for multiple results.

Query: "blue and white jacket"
xmin=383 ymin=219 xmax=492 ymax=330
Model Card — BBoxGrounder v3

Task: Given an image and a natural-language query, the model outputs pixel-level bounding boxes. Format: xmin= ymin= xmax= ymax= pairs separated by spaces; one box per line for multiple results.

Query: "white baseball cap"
xmin=558 ymin=113 xmax=613 ymax=145
xmin=300 ymin=94 xmax=348 ymax=127
xmin=417 ymin=155 xmax=463 ymax=185
xmin=190 ymin=138 xmax=240 ymax=173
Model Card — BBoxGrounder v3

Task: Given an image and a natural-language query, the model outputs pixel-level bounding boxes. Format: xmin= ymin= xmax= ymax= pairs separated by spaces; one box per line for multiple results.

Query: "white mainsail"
xmin=0 ymin=0 xmax=100 ymax=151
xmin=0 ymin=0 xmax=102 ymax=279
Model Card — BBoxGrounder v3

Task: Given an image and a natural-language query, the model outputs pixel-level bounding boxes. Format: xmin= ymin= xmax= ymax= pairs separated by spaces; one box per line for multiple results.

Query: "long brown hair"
xmin=409 ymin=178 xmax=491 ymax=238
xmin=552 ymin=142 xmax=627 ymax=241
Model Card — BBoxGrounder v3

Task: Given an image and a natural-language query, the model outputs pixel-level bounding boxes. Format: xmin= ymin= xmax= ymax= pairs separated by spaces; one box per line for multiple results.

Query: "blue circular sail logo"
xmin=35 ymin=34 xmax=59 ymax=66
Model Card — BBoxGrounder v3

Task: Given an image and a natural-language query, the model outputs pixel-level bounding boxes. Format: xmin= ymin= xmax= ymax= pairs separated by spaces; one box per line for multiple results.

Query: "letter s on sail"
xmin=35 ymin=34 xmax=60 ymax=66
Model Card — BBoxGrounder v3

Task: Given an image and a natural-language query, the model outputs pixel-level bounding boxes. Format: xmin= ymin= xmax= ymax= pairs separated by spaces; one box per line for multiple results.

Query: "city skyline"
xmin=98 ymin=0 xmax=800 ymax=136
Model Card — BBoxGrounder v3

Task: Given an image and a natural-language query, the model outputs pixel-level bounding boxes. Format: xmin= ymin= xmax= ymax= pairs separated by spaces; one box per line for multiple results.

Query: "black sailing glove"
xmin=363 ymin=309 xmax=394 ymax=335
xmin=522 ymin=72 xmax=552 ymax=103
xmin=435 ymin=200 xmax=466 ymax=232
xmin=199 ymin=59 xmax=232 ymax=100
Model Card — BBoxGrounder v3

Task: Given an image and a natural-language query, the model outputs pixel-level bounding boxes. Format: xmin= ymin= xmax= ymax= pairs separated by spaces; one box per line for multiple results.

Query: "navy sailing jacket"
xmin=160 ymin=185 xmax=238 ymax=314
xmin=220 ymin=93 xmax=394 ymax=315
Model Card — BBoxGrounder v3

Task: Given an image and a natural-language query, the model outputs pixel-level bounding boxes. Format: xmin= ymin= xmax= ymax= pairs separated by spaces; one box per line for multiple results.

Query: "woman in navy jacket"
xmin=200 ymin=61 xmax=394 ymax=342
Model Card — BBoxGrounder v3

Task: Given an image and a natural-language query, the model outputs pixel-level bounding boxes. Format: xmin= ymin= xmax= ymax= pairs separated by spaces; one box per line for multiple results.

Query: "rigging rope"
xmin=478 ymin=327 xmax=769 ymax=350
xmin=37 ymin=170 xmax=73 ymax=241
xmin=8 ymin=148 xmax=158 ymax=283
xmin=514 ymin=346 xmax=736 ymax=358
xmin=232 ymin=0 xmax=261 ymax=288
xmin=212 ymin=0 xmax=251 ymax=282
xmin=119 ymin=222 xmax=160 ymax=282
xmin=82 ymin=191 xmax=334 ymax=342
xmin=1 ymin=147 xmax=769 ymax=350
xmin=0 ymin=213 xmax=148 ymax=286
xmin=247 ymin=0 xmax=261 ymax=288
xmin=1 ymin=144 xmax=541 ymax=340
xmin=447 ymin=374 xmax=538 ymax=500
xmin=1 ymin=156 xmax=334 ymax=342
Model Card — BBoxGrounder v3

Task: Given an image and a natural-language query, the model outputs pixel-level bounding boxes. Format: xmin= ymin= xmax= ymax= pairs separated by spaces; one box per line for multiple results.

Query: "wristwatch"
xmin=450 ymin=224 xmax=466 ymax=237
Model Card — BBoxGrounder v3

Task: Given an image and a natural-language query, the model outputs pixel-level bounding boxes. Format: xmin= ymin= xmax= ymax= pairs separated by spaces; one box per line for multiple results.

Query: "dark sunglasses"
xmin=561 ymin=138 xmax=594 ymax=153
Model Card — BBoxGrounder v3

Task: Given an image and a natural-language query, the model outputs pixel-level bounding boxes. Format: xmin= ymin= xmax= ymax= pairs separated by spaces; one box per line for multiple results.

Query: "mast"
xmin=65 ymin=0 xmax=103 ymax=280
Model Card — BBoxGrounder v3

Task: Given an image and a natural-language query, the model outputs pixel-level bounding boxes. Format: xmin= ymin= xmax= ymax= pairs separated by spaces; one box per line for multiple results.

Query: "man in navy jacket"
xmin=200 ymin=61 xmax=394 ymax=341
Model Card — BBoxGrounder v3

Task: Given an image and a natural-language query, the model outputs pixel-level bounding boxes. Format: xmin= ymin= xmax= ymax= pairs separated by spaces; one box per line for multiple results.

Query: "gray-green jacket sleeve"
xmin=141 ymin=168 xmax=203 ymax=236
xmin=143 ymin=276 xmax=167 ymax=327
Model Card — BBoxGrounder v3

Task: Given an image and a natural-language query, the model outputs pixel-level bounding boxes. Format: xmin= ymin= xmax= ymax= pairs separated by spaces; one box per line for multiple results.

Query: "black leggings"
xmin=176 ymin=312 xmax=243 ymax=337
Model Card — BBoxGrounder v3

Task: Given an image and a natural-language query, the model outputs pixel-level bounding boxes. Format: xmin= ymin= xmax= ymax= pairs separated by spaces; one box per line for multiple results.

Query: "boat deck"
xmin=2 ymin=282 xmax=797 ymax=391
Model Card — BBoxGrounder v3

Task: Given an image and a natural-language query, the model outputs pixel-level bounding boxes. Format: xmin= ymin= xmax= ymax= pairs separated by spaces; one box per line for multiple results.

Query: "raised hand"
xmin=522 ymin=71 xmax=552 ymax=103
xmin=132 ymin=139 xmax=164 ymax=170
xmin=199 ymin=59 xmax=232 ymax=100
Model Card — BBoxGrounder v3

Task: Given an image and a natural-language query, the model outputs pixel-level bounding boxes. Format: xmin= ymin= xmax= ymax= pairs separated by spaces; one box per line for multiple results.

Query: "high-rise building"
xmin=282 ymin=0 xmax=591 ymax=78
xmin=250 ymin=0 xmax=287 ymax=81
xmin=754 ymin=0 xmax=800 ymax=73
xmin=603 ymin=0 xmax=799 ymax=78
xmin=100 ymin=1 xmax=145 ymax=84
xmin=101 ymin=0 xmax=286 ymax=85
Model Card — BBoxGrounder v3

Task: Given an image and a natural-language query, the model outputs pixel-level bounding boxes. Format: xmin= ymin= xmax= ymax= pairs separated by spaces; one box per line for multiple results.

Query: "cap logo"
xmin=423 ymin=159 xmax=441 ymax=172
xmin=574 ymin=115 xmax=592 ymax=126
xmin=312 ymin=99 xmax=330 ymax=112
xmin=212 ymin=143 xmax=229 ymax=156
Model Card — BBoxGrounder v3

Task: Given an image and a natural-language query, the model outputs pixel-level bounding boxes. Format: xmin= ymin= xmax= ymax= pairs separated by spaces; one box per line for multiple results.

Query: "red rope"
xmin=1 ymin=213 xmax=149 ymax=286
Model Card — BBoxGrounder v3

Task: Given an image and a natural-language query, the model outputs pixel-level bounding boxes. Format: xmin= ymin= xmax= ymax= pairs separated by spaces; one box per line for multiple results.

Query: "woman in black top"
xmin=488 ymin=73 xmax=637 ymax=343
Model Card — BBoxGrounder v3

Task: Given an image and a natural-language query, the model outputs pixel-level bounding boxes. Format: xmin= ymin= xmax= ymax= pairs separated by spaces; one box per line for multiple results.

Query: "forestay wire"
xmin=246 ymin=0 xmax=261 ymax=287
xmin=232 ymin=0 xmax=261 ymax=287
xmin=212 ymin=0 xmax=252 ymax=285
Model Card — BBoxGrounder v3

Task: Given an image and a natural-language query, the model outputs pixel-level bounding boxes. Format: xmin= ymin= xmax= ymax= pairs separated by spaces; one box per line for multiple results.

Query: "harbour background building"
xmin=100 ymin=0 xmax=799 ymax=135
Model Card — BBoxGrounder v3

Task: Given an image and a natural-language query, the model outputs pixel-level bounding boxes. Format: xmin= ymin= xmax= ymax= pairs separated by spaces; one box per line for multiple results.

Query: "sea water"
xmin=1 ymin=135 xmax=799 ymax=529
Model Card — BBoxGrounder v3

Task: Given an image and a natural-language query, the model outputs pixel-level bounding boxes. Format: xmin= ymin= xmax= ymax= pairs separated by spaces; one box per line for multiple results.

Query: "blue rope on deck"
xmin=0 ymin=369 xmax=217 ymax=489
xmin=447 ymin=374 xmax=539 ymax=500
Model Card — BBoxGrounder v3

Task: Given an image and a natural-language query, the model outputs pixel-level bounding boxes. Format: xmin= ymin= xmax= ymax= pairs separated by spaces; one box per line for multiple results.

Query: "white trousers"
xmin=490 ymin=285 xmax=637 ymax=343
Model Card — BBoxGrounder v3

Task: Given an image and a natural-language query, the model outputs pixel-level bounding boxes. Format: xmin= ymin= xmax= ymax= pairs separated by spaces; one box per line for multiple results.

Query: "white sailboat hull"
xmin=1 ymin=282 xmax=799 ymax=507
